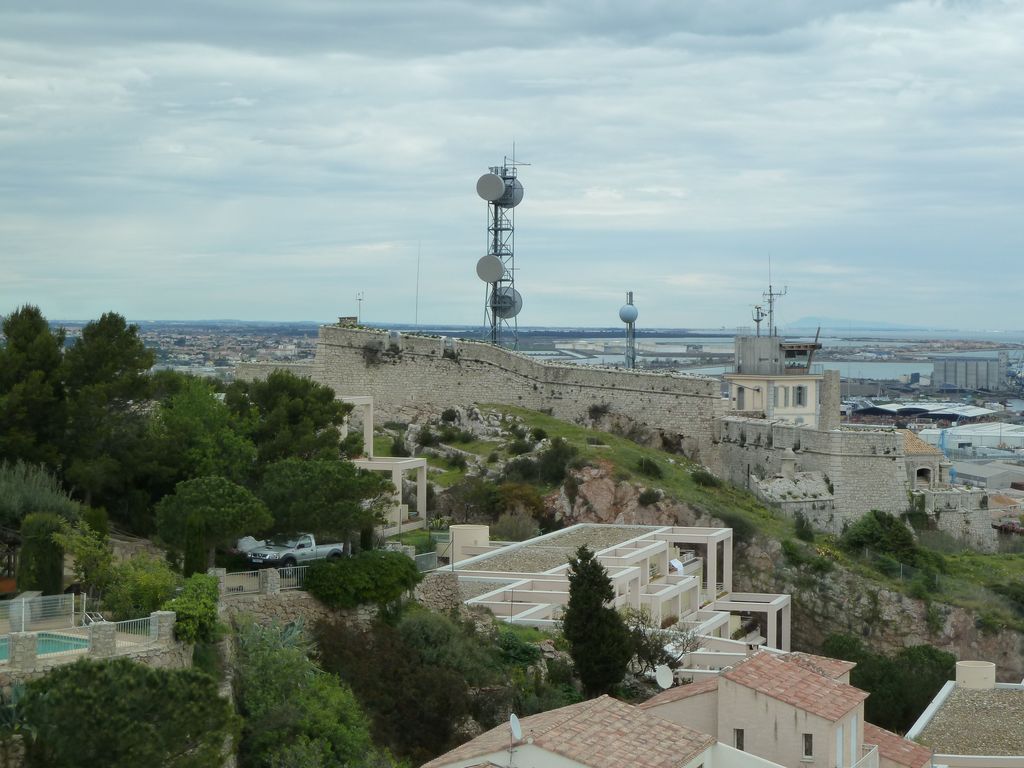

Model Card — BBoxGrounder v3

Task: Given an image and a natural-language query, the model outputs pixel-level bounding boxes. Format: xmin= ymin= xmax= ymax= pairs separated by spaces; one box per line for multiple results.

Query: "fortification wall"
xmin=716 ymin=417 xmax=910 ymax=528
xmin=240 ymin=326 xmax=724 ymax=462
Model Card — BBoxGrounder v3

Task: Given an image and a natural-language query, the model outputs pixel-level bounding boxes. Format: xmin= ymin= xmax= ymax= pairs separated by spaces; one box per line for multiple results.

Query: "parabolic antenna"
xmin=496 ymin=178 xmax=524 ymax=208
xmin=476 ymin=254 xmax=505 ymax=283
xmin=477 ymin=173 xmax=506 ymax=202
xmin=510 ymin=713 xmax=523 ymax=741
xmin=655 ymin=665 xmax=673 ymax=690
xmin=619 ymin=304 xmax=638 ymax=324
xmin=491 ymin=287 xmax=523 ymax=319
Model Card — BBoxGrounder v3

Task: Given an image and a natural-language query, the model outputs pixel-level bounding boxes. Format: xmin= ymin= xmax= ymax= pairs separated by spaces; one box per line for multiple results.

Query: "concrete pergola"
xmin=714 ymin=592 xmax=792 ymax=651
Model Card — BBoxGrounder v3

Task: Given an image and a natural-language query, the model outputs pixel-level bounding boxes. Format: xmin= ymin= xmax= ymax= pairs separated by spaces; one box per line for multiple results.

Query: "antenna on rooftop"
xmin=356 ymin=291 xmax=365 ymax=325
xmin=752 ymin=305 xmax=766 ymax=337
xmin=764 ymin=255 xmax=787 ymax=337
xmin=476 ymin=150 xmax=528 ymax=349
xmin=655 ymin=664 xmax=673 ymax=690
xmin=619 ymin=291 xmax=638 ymax=369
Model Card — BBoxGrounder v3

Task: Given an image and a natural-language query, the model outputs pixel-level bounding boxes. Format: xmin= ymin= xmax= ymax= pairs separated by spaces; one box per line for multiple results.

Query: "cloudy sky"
xmin=2 ymin=1 xmax=1023 ymax=329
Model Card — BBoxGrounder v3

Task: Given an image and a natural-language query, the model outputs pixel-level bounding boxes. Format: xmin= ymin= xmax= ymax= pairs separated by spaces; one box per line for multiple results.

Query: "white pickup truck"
xmin=245 ymin=533 xmax=345 ymax=568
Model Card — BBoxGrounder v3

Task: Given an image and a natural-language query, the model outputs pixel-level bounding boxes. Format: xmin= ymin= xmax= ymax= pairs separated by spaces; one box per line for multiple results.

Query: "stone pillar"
xmin=706 ymin=540 xmax=719 ymax=597
xmin=390 ymin=467 xmax=403 ymax=525
xmin=780 ymin=448 xmax=797 ymax=480
xmin=260 ymin=568 xmax=281 ymax=595
xmin=89 ymin=622 xmax=117 ymax=658
xmin=781 ymin=603 xmax=792 ymax=651
xmin=416 ymin=463 xmax=427 ymax=519
xmin=9 ymin=632 xmax=37 ymax=669
xmin=208 ymin=567 xmax=228 ymax=598
xmin=151 ymin=610 xmax=177 ymax=646
xmin=766 ymin=608 xmax=778 ymax=650
xmin=363 ymin=401 xmax=374 ymax=459
xmin=818 ymin=370 xmax=841 ymax=431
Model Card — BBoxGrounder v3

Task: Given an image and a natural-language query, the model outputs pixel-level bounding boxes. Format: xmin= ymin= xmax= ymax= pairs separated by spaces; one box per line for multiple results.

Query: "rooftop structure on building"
xmin=849 ymin=401 xmax=996 ymax=422
xmin=906 ymin=660 xmax=1024 ymax=767
xmin=919 ymin=422 xmax=1024 ymax=453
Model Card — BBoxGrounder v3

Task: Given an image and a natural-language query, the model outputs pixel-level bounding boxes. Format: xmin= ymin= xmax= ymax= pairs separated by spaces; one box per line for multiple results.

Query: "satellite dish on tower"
xmin=510 ymin=713 xmax=523 ymax=741
xmin=477 ymin=173 xmax=506 ymax=202
xmin=655 ymin=665 xmax=673 ymax=690
xmin=476 ymin=254 xmax=505 ymax=283
xmin=491 ymin=286 xmax=523 ymax=319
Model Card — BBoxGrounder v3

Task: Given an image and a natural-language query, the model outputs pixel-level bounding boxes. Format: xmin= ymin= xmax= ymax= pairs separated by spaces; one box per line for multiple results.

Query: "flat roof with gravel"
xmin=916 ymin=686 xmax=1024 ymax=756
xmin=460 ymin=525 xmax=653 ymax=573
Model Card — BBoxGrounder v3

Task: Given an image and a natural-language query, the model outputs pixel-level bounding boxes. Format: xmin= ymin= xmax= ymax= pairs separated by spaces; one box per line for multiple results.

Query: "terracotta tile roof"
xmin=722 ymin=651 xmax=867 ymax=722
xmin=900 ymin=430 xmax=942 ymax=456
xmin=639 ymin=677 xmax=720 ymax=708
xmin=864 ymin=722 xmax=932 ymax=768
xmin=422 ymin=695 xmax=715 ymax=768
xmin=780 ymin=651 xmax=857 ymax=680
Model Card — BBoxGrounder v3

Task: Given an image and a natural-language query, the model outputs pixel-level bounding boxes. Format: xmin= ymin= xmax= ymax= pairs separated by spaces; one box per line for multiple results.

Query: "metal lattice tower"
xmin=619 ymin=291 xmax=638 ymax=369
xmin=475 ymin=160 xmax=524 ymax=348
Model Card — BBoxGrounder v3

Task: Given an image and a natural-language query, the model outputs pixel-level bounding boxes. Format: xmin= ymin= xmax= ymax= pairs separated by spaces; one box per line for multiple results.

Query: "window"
xmin=773 ymin=386 xmax=780 ymax=408
xmin=734 ymin=729 xmax=744 ymax=751
xmin=803 ymin=733 xmax=813 ymax=759
xmin=783 ymin=387 xmax=790 ymax=407
xmin=795 ymin=385 xmax=807 ymax=406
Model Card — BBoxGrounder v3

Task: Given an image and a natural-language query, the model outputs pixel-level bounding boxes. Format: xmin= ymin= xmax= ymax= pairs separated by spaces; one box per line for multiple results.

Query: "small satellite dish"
xmin=492 ymin=287 xmax=523 ymax=319
xmin=476 ymin=254 xmax=505 ymax=283
xmin=619 ymin=304 xmax=638 ymax=324
xmin=655 ymin=665 xmax=673 ymax=690
xmin=477 ymin=173 xmax=506 ymax=202
xmin=509 ymin=713 xmax=523 ymax=741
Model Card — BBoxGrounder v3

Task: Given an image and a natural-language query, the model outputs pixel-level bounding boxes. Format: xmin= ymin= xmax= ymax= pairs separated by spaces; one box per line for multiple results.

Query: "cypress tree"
xmin=183 ymin=511 xmax=207 ymax=577
xmin=561 ymin=545 xmax=632 ymax=697
xmin=17 ymin=512 xmax=65 ymax=594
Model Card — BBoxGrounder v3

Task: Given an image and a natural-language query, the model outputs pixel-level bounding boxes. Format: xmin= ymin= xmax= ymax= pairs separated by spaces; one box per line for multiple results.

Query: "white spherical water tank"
xmin=619 ymin=304 xmax=638 ymax=324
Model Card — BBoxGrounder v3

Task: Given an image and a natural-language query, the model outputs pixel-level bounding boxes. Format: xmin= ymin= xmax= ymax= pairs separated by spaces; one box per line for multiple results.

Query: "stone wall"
xmin=238 ymin=326 xmax=723 ymax=463
xmin=916 ymin=487 xmax=998 ymax=552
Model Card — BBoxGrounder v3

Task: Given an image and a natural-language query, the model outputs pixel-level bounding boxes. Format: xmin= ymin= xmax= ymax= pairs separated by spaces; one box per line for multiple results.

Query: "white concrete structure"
xmin=448 ymin=523 xmax=791 ymax=661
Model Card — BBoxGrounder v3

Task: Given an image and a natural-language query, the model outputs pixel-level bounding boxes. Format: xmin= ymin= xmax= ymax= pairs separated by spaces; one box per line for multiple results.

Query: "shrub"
xmin=530 ymin=427 xmax=548 ymax=441
xmin=794 ymin=512 xmax=815 ymax=542
xmin=446 ymin=453 xmax=468 ymax=470
xmin=104 ymin=555 xmax=181 ymax=620
xmin=438 ymin=425 xmax=460 ymax=443
xmin=503 ymin=457 xmax=539 ymax=483
xmin=588 ymin=403 xmax=610 ymax=420
xmin=691 ymin=468 xmax=720 ymax=487
xmin=840 ymin=509 xmax=918 ymax=564
xmin=638 ymin=489 xmax=660 ymax=507
xmin=82 ymin=506 xmax=109 ymax=538
xmin=417 ymin=427 xmax=438 ymax=447
xmin=0 ymin=461 xmax=81 ymax=529
xmin=536 ymin=438 xmax=579 ymax=485
xmin=487 ymin=450 xmax=500 ymax=463
xmin=456 ymin=430 xmax=474 ymax=443
xmin=389 ymin=435 xmax=411 ymax=457
xmin=636 ymin=457 xmax=662 ymax=479
xmin=440 ymin=408 xmax=459 ymax=423
xmin=305 ymin=550 xmax=421 ymax=609
xmin=509 ymin=424 xmax=527 ymax=440
xmin=17 ymin=512 xmax=65 ymax=594
xmin=163 ymin=574 xmax=221 ymax=643
xmin=491 ymin=510 xmax=539 ymax=542
xmin=508 ymin=438 xmax=533 ymax=456
xmin=585 ymin=436 xmax=606 ymax=446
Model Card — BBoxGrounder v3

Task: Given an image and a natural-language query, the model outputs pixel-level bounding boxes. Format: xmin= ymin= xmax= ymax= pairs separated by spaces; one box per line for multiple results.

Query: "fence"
xmin=415 ymin=552 xmax=437 ymax=571
xmin=113 ymin=617 xmax=154 ymax=649
xmin=0 ymin=593 xmax=83 ymax=634
xmin=280 ymin=566 xmax=308 ymax=591
xmin=223 ymin=570 xmax=262 ymax=595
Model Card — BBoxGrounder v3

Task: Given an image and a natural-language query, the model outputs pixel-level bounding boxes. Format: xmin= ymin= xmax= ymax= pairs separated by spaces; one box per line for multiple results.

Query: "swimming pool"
xmin=0 ymin=632 xmax=89 ymax=661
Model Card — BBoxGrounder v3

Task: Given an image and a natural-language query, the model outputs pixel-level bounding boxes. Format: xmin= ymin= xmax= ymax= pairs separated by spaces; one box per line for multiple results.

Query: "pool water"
xmin=0 ymin=632 xmax=89 ymax=661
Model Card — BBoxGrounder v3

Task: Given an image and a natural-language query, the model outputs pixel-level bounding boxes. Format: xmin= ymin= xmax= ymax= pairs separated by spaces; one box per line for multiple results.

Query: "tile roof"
xmin=863 ymin=723 xmax=932 ymax=768
xmin=722 ymin=651 xmax=867 ymax=722
xmin=900 ymin=430 xmax=943 ymax=456
xmin=422 ymin=695 xmax=715 ymax=768
xmin=639 ymin=677 xmax=720 ymax=708
xmin=779 ymin=651 xmax=857 ymax=680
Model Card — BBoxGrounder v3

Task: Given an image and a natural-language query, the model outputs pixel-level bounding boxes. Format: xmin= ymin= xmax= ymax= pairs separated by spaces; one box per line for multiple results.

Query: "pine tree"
xmin=561 ymin=545 xmax=632 ymax=697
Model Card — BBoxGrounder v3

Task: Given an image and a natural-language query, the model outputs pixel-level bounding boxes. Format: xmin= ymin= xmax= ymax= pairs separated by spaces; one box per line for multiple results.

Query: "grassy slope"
xmin=488 ymin=405 xmax=1024 ymax=632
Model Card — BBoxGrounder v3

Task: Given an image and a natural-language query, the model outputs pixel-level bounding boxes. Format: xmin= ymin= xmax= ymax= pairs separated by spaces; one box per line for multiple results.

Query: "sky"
xmin=2 ymin=1 xmax=1023 ymax=329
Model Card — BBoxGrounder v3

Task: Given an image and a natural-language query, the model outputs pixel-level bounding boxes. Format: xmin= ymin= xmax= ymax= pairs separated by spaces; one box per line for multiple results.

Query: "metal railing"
xmin=0 ymin=593 xmax=83 ymax=634
xmin=114 ymin=617 xmax=153 ymax=649
xmin=851 ymin=744 xmax=879 ymax=768
xmin=224 ymin=570 xmax=261 ymax=595
xmin=415 ymin=552 xmax=438 ymax=571
xmin=280 ymin=566 xmax=309 ymax=591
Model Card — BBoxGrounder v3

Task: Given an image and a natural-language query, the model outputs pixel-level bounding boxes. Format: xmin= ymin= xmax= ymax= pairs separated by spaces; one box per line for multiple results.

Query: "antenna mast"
xmin=619 ymin=291 xmax=638 ymax=369
xmin=752 ymin=305 xmax=766 ymax=337
xmin=475 ymin=151 xmax=528 ymax=348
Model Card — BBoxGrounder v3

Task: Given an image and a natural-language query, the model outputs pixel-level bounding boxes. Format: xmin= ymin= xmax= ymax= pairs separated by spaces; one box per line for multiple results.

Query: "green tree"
xmin=305 ymin=550 xmax=421 ymax=610
xmin=0 ymin=460 xmax=80 ymax=529
xmin=0 ymin=306 xmax=66 ymax=468
xmin=561 ymin=545 xmax=632 ymax=697
xmin=52 ymin=518 xmax=114 ymax=599
xmin=225 ymin=370 xmax=351 ymax=468
xmin=103 ymin=555 xmax=181 ymax=620
xmin=150 ymin=377 xmax=257 ymax=487
xmin=840 ymin=509 xmax=918 ymax=563
xmin=20 ymin=657 xmax=236 ymax=768
xmin=16 ymin=512 xmax=65 ymax=594
xmin=61 ymin=312 xmax=154 ymax=507
xmin=234 ymin=619 xmax=395 ymax=768
xmin=156 ymin=476 xmax=272 ymax=569
xmin=258 ymin=458 xmax=391 ymax=542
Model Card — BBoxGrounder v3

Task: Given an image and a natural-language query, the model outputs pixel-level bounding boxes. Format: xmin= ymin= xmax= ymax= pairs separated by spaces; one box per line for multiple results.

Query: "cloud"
xmin=1 ymin=1 xmax=1022 ymax=327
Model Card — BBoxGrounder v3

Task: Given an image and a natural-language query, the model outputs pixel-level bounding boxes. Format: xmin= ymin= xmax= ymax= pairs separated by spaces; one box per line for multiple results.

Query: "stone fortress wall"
xmin=237 ymin=325 xmax=998 ymax=549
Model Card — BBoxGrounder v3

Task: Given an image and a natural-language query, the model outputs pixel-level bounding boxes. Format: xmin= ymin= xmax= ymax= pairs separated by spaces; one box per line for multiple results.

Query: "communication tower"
xmin=619 ymin=291 xmax=638 ymax=369
xmin=476 ymin=160 xmax=525 ymax=347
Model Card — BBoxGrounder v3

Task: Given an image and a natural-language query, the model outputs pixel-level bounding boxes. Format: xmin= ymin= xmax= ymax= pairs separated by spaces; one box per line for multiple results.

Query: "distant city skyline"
xmin=3 ymin=1 xmax=1023 ymax=329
